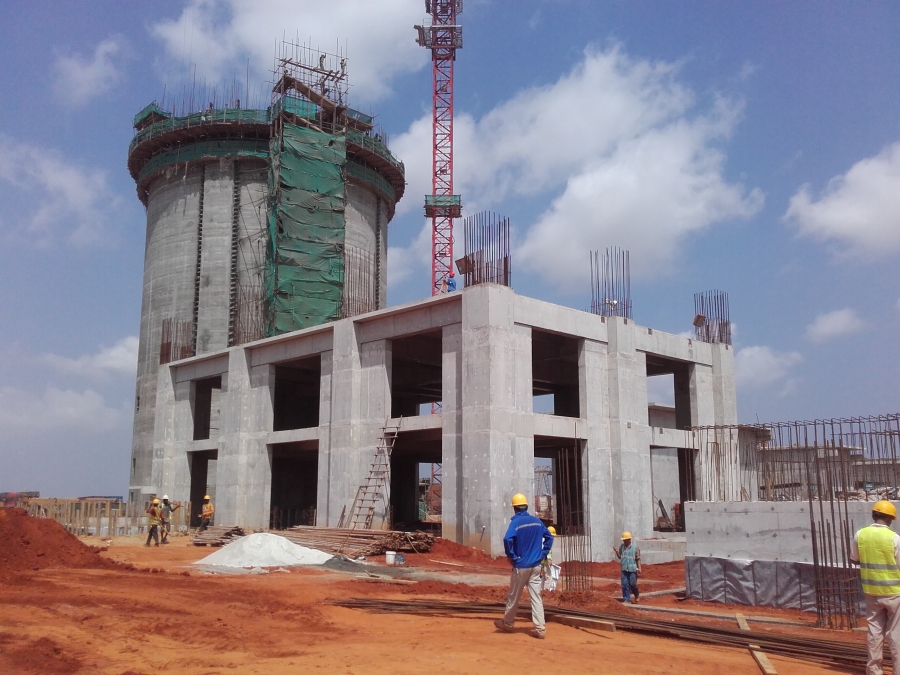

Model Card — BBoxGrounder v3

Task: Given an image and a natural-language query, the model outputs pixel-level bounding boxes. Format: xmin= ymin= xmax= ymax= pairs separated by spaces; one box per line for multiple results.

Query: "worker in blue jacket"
xmin=494 ymin=493 xmax=554 ymax=639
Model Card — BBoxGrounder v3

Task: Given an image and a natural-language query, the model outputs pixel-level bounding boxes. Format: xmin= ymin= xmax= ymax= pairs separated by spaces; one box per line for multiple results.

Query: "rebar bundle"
xmin=590 ymin=247 xmax=631 ymax=319
xmin=557 ymin=444 xmax=592 ymax=592
xmin=341 ymin=245 xmax=377 ymax=318
xmin=159 ymin=317 xmax=195 ymax=365
xmin=333 ymin=597 xmax=876 ymax=671
xmin=693 ymin=290 xmax=732 ymax=345
xmin=458 ymin=211 xmax=511 ymax=287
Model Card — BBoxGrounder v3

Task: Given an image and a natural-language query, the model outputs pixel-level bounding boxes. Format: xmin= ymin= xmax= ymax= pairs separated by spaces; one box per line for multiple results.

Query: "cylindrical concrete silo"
xmin=126 ymin=99 xmax=405 ymax=502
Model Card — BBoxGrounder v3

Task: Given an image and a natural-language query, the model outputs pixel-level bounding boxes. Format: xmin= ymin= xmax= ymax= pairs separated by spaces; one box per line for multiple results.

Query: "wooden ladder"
xmin=345 ymin=420 xmax=401 ymax=530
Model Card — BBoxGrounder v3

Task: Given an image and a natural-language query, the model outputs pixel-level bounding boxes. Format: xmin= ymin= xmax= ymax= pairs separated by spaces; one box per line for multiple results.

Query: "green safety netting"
xmin=266 ymin=124 xmax=346 ymax=334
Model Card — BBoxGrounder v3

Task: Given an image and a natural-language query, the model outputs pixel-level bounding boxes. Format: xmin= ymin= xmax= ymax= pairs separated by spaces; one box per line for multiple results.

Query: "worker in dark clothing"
xmin=494 ymin=493 xmax=553 ymax=639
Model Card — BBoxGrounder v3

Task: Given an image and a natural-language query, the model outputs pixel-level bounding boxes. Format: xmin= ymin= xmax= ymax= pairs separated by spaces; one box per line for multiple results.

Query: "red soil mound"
xmin=0 ymin=508 xmax=127 ymax=576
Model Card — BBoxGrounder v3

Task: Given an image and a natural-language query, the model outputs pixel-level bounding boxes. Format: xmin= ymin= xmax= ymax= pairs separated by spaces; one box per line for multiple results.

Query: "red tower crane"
xmin=415 ymin=1 xmax=463 ymax=296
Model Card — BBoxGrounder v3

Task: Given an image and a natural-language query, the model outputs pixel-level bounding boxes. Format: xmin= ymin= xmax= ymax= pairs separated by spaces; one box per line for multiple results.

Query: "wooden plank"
xmin=549 ymin=615 xmax=616 ymax=633
xmin=749 ymin=645 xmax=779 ymax=675
xmin=737 ymin=612 xmax=778 ymax=675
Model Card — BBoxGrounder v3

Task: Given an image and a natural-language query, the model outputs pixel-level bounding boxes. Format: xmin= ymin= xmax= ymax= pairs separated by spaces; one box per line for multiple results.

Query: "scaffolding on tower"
xmin=416 ymin=1 xmax=463 ymax=296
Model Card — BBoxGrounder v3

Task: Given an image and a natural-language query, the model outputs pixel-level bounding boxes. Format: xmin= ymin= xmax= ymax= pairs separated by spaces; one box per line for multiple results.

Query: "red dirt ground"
xmin=0 ymin=509 xmax=865 ymax=674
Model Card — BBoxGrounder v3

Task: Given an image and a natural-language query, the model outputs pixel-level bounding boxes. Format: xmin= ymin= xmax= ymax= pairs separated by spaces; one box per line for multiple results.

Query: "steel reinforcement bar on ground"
xmin=331 ymin=597 xmax=874 ymax=671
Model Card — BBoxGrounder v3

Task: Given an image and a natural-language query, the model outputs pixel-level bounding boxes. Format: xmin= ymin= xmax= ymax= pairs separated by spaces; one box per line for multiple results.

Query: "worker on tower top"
xmin=494 ymin=493 xmax=553 ymax=639
xmin=851 ymin=499 xmax=900 ymax=675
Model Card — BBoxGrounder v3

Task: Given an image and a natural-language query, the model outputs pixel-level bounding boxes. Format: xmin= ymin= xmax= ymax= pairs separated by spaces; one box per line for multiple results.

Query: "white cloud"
xmin=0 ymin=387 xmax=125 ymax=434
xmin=735 ymin=346 xmax=802 ymax=390
xmin=151 ymin=0 xmax=426 ymax=104
xmin=785 ymin=142 xmax=900 ymax=256
xmin=806 ymin=308 xmax=864 ymax=343
xmin=42 ymin=337 xmax=139 ymax=378
xmin=54 ymin=36 xmax=126 ymax=105
xmin=392 ymin=46 xmax=763 ymax=289
xmin=0 ymin=135 xmax=123 ymax=246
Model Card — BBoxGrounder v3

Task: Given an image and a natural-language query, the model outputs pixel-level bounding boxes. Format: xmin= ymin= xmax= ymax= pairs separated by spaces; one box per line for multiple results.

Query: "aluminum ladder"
xmin=345 ymin=420 xmax=400 ymax=530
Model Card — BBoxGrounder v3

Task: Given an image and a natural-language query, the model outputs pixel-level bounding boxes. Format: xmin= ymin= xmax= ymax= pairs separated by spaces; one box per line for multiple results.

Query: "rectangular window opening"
xmin=273 ymin=356 xmax=321 ymax=431
xmin=192 ymin=376 xmax=222 ymax=441
xmin=390 ymin=331 xmax=443 ymax=418
xmin=531 ymin=331 xmax=580 ymax=417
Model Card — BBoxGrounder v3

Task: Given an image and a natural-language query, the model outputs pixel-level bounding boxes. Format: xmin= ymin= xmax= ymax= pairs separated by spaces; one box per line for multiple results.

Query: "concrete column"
xmin=323 ymin=320 xmax=361 ymax=527
xmin=441 ymin=323 xmax=463 ymax=543
xmin=710 ymin=343 xmax=737 ymax=426
xmin=315 ymin=349 xmax=334 ymax=526
xmin=216 ymin=348 xmax=274 ymax=529
xmin=606 ymin=317 xmax=653 ymax=540
xmin=150 ymin=364 xmax=176 ymax=497
xmin=579 ymin=338 xmax=615 ymax=560
xmin=460 ymin=284 xmax=534 ymax=555
xmin=196 ymin=160 xmax=233 ymax=354
xmin=359 ymin=338 xmax=392 ymax=526
xmin=690 ymin=363 xmax=716 ymax=427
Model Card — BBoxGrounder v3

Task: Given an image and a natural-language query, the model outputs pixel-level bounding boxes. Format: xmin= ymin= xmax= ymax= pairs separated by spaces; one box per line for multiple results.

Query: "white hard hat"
xmin=162 ymin=495 xmax=169 ymax=500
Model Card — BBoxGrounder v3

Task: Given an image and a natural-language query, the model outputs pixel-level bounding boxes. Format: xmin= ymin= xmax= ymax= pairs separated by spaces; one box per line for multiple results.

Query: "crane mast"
xmin=415 ymin=1 xmax=463 ymax=295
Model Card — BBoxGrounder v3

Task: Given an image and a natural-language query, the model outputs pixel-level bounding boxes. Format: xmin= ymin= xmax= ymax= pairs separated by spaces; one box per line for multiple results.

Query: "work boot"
xmin=530 ymin=629 xmax=546 ymax=640
xmin=631 ymin=597 xmax=638 ymax=604
xmin=493 ymin=619 xmax=514 ymax=633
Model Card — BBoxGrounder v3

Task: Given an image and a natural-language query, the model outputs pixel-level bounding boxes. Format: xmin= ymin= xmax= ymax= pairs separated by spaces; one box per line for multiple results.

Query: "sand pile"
xmin=194 ymin=532 xmax=333 ymax=568
xmin=0 ymin=507 xmax=123 ymax=576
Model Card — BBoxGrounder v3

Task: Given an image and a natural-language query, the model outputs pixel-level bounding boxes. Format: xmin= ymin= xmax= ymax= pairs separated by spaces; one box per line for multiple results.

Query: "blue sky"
xmin=1 ymin=0 xmax=898 ymax=497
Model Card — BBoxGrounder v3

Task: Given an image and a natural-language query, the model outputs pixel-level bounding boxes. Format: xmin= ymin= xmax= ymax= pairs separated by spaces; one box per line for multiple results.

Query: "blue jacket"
xmin=503 ymin=510 xmax=553 ymax=569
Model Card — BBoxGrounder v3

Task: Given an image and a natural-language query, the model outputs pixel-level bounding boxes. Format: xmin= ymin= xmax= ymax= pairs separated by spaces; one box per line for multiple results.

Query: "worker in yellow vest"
xmin=851 ymin=500 xmax=900 ymax=675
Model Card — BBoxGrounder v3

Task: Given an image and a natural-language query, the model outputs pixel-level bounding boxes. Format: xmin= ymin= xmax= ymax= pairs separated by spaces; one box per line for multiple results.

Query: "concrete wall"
xmin=685 ymin=500 xmax=884 ymax=563
xmin=149 ymin=286 xmax=737 ymax=559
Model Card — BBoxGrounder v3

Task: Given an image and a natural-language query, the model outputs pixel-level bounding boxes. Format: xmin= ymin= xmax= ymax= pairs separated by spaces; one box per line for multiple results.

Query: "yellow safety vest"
xmin=858 ymin=525 xmax=900 ymax=596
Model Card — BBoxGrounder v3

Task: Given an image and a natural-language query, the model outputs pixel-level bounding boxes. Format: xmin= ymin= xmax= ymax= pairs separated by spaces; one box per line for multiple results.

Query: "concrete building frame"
xmin=149 ymin=283 xmax=737 ymax=559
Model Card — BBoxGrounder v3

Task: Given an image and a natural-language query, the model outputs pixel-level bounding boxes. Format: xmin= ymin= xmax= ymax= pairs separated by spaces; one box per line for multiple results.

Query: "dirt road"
xmin=0 ymin=512 xmax=858 ymax=675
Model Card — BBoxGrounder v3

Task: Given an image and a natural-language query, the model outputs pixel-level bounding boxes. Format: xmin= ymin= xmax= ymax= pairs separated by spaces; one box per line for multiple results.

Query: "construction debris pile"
xmin=191 ymin=525 xmax=246 ymax=547
xmin=279 ymin=526 xmax=434 ymax=558
xmin=194 ymin=532 xmax=333 ymax=568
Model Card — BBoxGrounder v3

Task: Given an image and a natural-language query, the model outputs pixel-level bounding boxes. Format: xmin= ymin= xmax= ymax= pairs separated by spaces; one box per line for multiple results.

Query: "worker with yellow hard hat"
xmin=613 ymin=530 xmax=641 ymax=604
xmin=494 ymin=493 xmax=554 ymax=640
xmin=145 ymin=497 xmax=162 ymax=547
xmin=200 ymin=494 xmax=215 ymax=532
xmin=851 ymin=499 xmax=900 ymax=675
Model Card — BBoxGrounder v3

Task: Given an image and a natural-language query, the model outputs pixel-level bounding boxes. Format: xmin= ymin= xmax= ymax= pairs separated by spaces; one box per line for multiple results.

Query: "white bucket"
xmin=385 ymin=551 xmax=397 ymax=565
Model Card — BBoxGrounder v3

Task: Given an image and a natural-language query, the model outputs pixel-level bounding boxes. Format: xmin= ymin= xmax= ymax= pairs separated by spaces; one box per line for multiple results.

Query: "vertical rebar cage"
xmin=590 ymin=247 xmax=632 ymax=319
xmin=693 ymin=290 xmax=732 ymax=345
xmin=458 ymin=211 xmax=511 ymax=287
xmin=690 ymin=414 xmax=900 ymax=629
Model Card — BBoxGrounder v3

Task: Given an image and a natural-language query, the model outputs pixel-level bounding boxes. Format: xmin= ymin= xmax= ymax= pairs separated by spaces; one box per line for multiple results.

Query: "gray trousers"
xmin=502 ymin=566 xmax=545 ymax=632
xmin=866 ymin=593 xmax=900 ymax=675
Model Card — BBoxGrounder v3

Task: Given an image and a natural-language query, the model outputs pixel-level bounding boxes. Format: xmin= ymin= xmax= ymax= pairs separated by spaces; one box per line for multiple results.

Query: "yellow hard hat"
xmin=547 ymin=526 xmax=557 ymax=536
xmin=204 ymin=495 xmax=211 ymax=500
xmin=511 ymin=493 xmax=528 ymax=507
xmin=621 ymin=531 xmax=632 ymax=540
xmin=873 ymin=500 xmax=897 ymax=518
xmin=152 ymin=498 xmax=160 ymax=504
